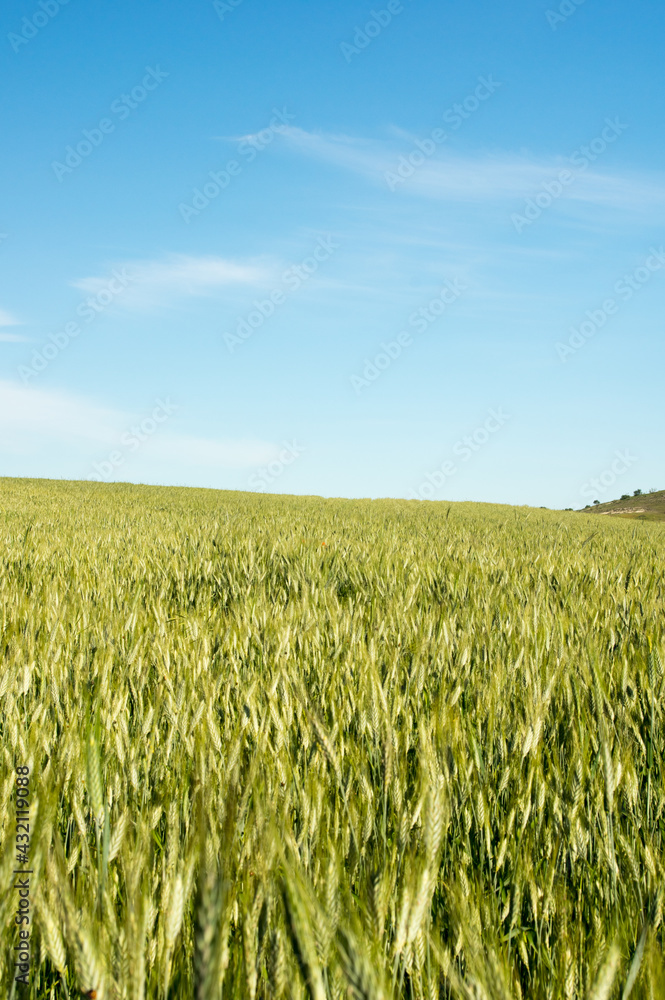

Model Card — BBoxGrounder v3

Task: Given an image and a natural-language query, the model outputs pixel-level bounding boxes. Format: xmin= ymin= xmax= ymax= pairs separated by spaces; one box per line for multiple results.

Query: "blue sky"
xmin=1 ymin=0 xmax=663 ymax=507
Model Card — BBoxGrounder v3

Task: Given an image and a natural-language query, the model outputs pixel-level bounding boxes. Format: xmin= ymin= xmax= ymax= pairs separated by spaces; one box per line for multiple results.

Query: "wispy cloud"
xmin=0 ymin=308 xmax=22 ymax=328
xmin=0 ymin=380 xmax=281 ymax=469
xmin=282 ymin=127 xmax=382 ymax=176
xmin=147 ymin=434 xmax=279 ymax=468
xmin=281 ymin=127 xmax=665 ymax=213
xmin=0 ymin=380 xmax=125 ymax=450
xmin=71 ymin=254 xmax=274 ymax=311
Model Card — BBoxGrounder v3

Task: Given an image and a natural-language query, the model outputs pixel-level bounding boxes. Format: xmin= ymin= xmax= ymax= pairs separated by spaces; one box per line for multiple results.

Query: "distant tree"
xmin=593 ymin=500 xmax=600 ymax=505
xmin=620 ymin=494 xmax=630 ymax=500
xmin=648 ymin=487 xmax=658 ymax=493
xmin=584 ymin=504 xmax=591 ymax=509
xmin=633 ymin=489 xmax=643 ymax=496
xmin=564 ymin=507 xmax=573 ymax=511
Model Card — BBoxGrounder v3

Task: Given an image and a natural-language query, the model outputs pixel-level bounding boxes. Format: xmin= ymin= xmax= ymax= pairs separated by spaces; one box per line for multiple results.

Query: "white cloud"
xmin=0 ymin=380 xmax=126 ymax=450
xmin=0 ymin=380 xmax=280 ymax=469
xmin=281 ymin=127 xmax=665 ymax=212
xmin=71 ymin=254 xmax=274 ymax=311
xmin=0 ymin=333 xmax=28 ymax=343
xmin=282 ymin=127 xmax=382 ymax=177
xmin=148 ymin=434 xmax=278 ymax=468
xmin=0 ymin=309 xmax=21 ymax=327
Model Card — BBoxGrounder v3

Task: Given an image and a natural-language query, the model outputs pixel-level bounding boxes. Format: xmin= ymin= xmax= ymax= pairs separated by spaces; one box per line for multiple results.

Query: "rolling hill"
xmin=579 ymin=487 xmax=665 ymax=521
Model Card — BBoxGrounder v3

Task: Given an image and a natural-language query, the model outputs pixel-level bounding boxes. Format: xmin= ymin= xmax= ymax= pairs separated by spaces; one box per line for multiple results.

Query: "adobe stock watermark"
xmin=224 ymin=235 xmax=340 ymax=352
xmin=546 ymin=0 xmax=588 ymax=30
xmin=213 ymin=0 xmax=246 ymax=20
xmin=18 ymin=268 xmax=135 ymax=382
xmin=88 ymin=398 xmax=179 ymax=482
xmin=179 ymin=108 xmax=295 ymax=223
xmin=8 ymin=0 xmax=72 ymax=54
xmin=556 ymin=247 xmax=665 ymax=362
xmin=407 ymin=408 xmax=511 ymax=500
xmin=511 ymin=117 xmax=628 ymax=233
xmin=340 ymin=1 xmax=413 ymax=63
xmin=51 ymin=66 xmax=169 ymax=181
xmin=580 ymin=450 xmax=638 ymax=503
xmin=350 ymin=279 xmax=466 ymax=392
xmin=385 ymin=76 xmax=501 ymax=191
xmin=248 ymin=440 xmax=305 ymax=492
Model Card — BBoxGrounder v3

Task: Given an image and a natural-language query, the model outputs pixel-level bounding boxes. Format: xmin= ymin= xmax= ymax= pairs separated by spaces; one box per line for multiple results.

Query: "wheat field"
xmin=1 ymin=478 xmax=663 ymax=1000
